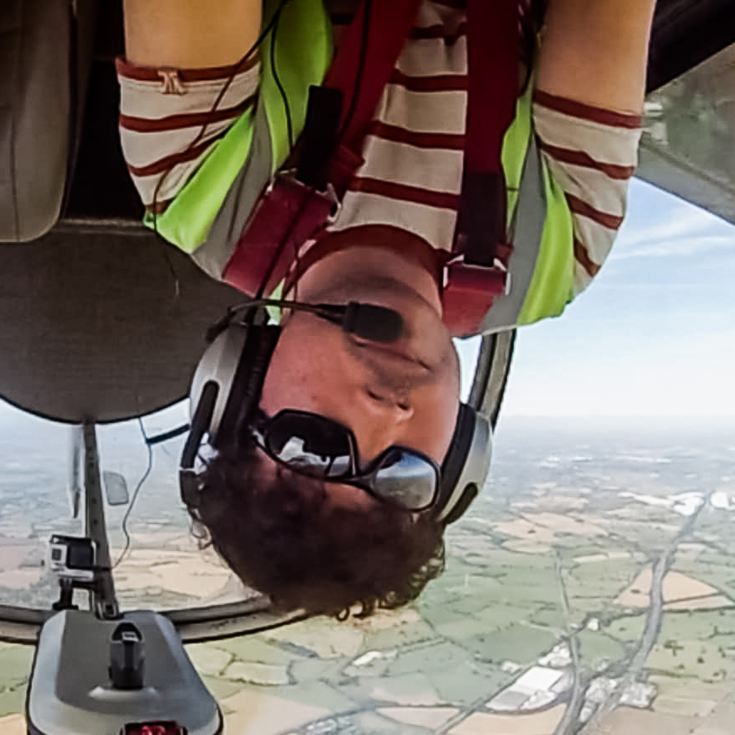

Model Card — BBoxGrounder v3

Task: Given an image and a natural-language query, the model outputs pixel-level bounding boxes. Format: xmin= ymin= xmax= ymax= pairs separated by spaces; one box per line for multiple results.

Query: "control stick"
xmin=109 ymin=622 xmax=145 ymax=690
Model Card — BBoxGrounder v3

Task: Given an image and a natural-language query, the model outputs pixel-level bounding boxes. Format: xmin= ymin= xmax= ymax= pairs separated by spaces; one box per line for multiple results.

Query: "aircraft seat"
xmin=0 ymin=0 xmax=95 ymax=243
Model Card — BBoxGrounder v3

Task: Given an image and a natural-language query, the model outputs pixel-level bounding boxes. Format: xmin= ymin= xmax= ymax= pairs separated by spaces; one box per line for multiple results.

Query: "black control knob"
xmin=109 ymin=622 xmax=145 ymax=690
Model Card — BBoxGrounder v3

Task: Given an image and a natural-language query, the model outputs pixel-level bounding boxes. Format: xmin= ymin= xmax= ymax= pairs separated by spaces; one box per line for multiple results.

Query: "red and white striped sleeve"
xmin=116 ymin=56 xmax=260 ymax=212
xmin=532 ymin=90 xmax=642 ymax=295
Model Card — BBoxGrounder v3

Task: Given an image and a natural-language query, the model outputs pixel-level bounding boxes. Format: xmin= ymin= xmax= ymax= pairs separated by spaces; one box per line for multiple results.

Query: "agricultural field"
xmin=1 ymin=420 xmax=734 ymax=734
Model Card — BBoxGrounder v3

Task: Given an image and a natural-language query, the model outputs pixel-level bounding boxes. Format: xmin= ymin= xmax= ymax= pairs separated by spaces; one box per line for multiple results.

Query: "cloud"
xmin=610 ymin=234 xmax=734 ymax=260
xmin=618 ymin=207 xmax=714 ymax=250
xmin=590 ymin=281 xmax=707 ymax=292
xmin=612 ymin=180 xmax=734 ymax=261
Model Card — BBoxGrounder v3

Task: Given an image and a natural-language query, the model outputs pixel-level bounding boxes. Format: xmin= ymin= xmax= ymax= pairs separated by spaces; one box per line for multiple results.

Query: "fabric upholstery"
xmin=0 ymin=1 xmax=94 ymax=242
xmin=0 ymin=228 xmax=243 ymax=422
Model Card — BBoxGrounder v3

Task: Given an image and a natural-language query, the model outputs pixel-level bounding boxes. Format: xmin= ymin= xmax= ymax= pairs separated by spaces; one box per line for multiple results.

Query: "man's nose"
xmin=355 ymin=389 xmax=415 ymax=467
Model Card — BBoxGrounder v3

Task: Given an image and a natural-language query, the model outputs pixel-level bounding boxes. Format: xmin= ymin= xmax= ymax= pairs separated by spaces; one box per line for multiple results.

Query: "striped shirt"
xmin=117 ymin=0 xmax=641 ymax=298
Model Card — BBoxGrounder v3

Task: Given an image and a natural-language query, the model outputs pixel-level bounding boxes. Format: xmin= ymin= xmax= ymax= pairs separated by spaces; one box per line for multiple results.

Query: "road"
xmin=577 ymin=492 xmax=713 ymax=734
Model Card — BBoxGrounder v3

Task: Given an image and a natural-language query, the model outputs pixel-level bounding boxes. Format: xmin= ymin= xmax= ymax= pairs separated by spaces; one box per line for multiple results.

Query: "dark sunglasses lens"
xmin=372 ymin=449 xmax=438 ymax=510
xmin=266 ymin=413 xmax=353 ymax=478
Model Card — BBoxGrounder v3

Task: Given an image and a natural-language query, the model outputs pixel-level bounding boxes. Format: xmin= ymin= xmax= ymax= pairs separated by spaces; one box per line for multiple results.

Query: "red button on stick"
xmin=123 ymin=723 xmax=186 ymax=735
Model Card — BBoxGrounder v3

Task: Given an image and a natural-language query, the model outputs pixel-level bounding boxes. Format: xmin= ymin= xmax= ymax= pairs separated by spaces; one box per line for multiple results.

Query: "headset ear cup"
xmin=217 ymin=325 xmax=280 ymax=443
xmin=439 ymin=403 xmax=476 ymax=498
xmin=442 ymin=484 xmax=479 ymax=526
xmin=435 ymin=403 xmax=491 ymax=525
xmin=189 ymin=307 xmax=279 ymax=450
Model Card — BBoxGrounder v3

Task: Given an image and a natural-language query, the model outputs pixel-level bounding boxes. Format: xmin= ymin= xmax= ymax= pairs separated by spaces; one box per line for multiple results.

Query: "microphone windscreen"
xmin=342 ymin=302 xmax=404 ymax=343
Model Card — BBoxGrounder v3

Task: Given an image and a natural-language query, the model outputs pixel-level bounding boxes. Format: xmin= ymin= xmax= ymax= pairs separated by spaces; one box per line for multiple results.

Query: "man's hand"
xmin=123 ymin=0 xmax=262 ymax=69
xmin=536 ymin=0 xmax=657 ymax=114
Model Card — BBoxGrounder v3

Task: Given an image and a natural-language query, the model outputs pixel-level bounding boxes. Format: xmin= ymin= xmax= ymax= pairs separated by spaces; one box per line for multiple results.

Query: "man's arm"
xmin=529 ymin=0 xmax=655 ymax=302
xmin=118 ymin=0 xmax=264 ymax=212
xmin=123 ymin=0 xmax=262 ymax=69
xmin=536 ymin=0 xmax=657 ymax=114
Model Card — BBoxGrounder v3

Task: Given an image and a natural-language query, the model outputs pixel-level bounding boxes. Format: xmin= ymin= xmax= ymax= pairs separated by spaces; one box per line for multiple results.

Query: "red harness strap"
xmin=325 ymin=0 xmax=425 ymax=193
xmin=442 ymin=0 xmax=520 ymax=336
xmin=224 ymin=0 xmax=520 ymax=336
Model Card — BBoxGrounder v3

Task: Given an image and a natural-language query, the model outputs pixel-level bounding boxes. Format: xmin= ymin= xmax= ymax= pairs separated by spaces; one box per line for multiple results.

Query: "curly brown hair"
xmin=187 ymin=434 xmax=445 ymax=619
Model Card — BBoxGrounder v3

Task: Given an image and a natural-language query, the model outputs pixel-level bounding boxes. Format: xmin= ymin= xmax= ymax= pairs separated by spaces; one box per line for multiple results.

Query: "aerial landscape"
xmin=0 ymin=415 xmax=733 ymax=733
xmin=0 ymin=2 xmax=732 ymax=732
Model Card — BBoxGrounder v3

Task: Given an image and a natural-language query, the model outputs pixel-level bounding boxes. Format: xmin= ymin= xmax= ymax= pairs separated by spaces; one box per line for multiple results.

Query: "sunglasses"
xmin=248 ymin=410 xmax=440 ymax=511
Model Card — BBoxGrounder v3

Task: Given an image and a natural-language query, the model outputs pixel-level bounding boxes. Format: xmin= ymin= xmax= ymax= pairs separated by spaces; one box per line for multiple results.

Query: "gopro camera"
xmin=48 ymin=535 xmax=96 ymax=584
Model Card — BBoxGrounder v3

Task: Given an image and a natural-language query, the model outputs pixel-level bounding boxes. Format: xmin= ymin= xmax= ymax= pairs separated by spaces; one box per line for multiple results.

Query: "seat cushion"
xmin=0 ymin=226 xmax=243 ymax=423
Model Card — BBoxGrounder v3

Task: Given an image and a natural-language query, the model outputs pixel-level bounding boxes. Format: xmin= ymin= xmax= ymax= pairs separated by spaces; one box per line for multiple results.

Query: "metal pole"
xmin=83 ymin=421 xmax=120 ymax=619
xmin=67 ymin=425 xmax=83 ymax=519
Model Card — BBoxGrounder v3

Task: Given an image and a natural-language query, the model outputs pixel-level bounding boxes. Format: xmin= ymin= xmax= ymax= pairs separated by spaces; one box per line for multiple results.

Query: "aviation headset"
xmin=180 ymin=299 xmax=493 ymax=525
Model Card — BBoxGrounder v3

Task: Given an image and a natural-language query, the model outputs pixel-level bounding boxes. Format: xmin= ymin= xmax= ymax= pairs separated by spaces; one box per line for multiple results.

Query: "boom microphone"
xmin=339 ymin=302 xmax=404 ymax=343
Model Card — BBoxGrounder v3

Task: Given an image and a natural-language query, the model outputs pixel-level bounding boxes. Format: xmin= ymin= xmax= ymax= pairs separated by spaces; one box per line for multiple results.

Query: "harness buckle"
xmin=223 ymin=172 xmax=339 ymax=296
xmin=442 ymin=258 xmax=509 ymax=338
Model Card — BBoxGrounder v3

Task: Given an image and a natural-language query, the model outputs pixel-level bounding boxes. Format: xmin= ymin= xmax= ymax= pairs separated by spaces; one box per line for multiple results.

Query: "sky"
xmin=1 ymin=179 xmax=734 ymax=430
xmin=458 ymin=178 xmax=735 ymax=421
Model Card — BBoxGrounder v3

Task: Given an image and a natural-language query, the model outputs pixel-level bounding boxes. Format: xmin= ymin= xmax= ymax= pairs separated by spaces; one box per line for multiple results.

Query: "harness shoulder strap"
xmin=461 ymin=0 xmax=519 ymax=260
xmin=443 ymin=0 xmax=520 ymax=336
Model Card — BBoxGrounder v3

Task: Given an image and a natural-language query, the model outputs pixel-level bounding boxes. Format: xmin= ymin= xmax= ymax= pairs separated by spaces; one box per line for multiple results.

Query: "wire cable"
xmin=267 ymin=2 xmax=301 ymax=303
xmin=146 ymin=0 xmax=292 ymax=304
xmin=113 ymin=418 xmax=154 ymax=569
xmin=270 ymin=4 xmax=294 ymax=149
xmin=287 ymin=1 xmax=372 ymax=304
xmin=149 ymin=0 xmax=292 ymax=234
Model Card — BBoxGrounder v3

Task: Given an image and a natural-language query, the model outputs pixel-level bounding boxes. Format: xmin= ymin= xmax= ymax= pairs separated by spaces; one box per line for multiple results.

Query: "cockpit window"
xmin=640 ymin=44 xmax=735 ymax=225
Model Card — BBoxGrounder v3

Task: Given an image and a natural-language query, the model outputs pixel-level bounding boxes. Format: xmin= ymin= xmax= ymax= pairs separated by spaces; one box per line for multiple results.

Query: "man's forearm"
xmin=535 ymin=0 xmax=657 ymax=113
xmin=123 ymin=0 xmax=262 ymax=69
